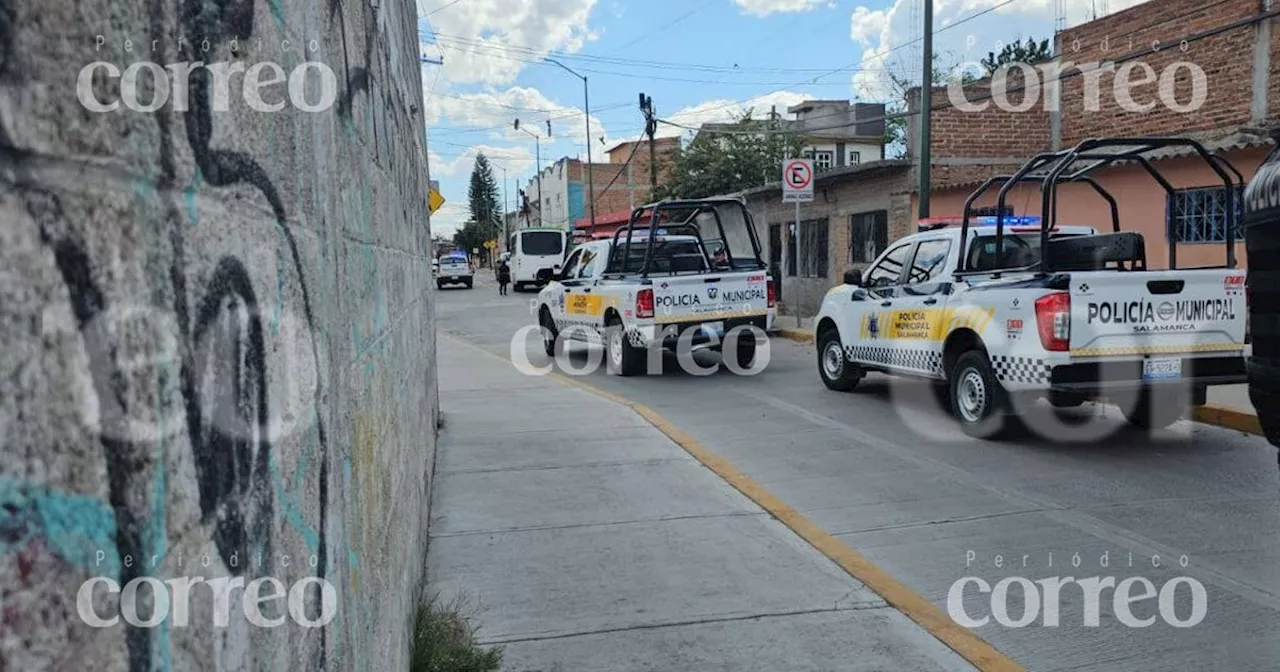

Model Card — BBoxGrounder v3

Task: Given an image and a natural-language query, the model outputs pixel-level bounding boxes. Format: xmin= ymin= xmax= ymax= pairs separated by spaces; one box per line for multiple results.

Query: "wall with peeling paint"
xmin=0 ymin=0 xmax=436 ymax=669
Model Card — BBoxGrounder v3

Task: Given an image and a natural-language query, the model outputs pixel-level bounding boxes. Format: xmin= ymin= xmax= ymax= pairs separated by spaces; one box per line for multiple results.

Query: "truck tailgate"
xmin=1070 ymin=269 xmax=1247 ymax=356
xmin=653 ymin=272 xmax=769 ymax=324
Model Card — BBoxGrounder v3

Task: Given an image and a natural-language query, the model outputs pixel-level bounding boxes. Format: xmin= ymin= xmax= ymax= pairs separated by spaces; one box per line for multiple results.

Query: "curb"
xmin=774 ymin=328 xmax=813 ymax=344
xmin=1191 ymin=403 xmax=1263 ymax=436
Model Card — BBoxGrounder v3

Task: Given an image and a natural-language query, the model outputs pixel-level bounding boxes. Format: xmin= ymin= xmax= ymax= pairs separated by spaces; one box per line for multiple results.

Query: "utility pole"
xmin=514 ymin=118 xmax=549 ymax=226
xmin=918 ymin=0 xmax=934 ymax=219
xmin=640 ymin=93 xmax=658 ymax=196
xmin=546 ymin=59 xmax=595 ymax=235
xmin=500 ymin=166 xmax=508 ymax=250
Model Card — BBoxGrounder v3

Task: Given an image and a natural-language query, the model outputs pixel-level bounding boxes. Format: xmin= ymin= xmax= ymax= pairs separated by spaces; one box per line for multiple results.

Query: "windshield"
xmin=966 ymin=233 xmax=1085 ymax=272
xmin=521 ymin=231 xmax=564 ymax=256
xmin=618 ymin=202 xmax=763 ymax=273
xmin=608 ymin=239 xmax=709 ymax=274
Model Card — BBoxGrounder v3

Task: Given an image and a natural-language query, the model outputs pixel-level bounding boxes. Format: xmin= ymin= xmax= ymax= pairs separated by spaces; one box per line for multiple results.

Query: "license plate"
xmin=701 ymin=321 xmax=724 ymax=337
xmin=1143 ymin=358 xmax=1182 ymax=380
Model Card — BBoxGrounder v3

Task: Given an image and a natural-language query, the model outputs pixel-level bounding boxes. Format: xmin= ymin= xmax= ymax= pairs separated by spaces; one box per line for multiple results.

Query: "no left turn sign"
xmin=783 ymin=158 xmax=813 ymax=202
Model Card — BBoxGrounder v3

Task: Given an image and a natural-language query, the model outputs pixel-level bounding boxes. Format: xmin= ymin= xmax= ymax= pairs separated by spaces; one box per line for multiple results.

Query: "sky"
xmin=420 ymin=0 xmax=1152 ymax=237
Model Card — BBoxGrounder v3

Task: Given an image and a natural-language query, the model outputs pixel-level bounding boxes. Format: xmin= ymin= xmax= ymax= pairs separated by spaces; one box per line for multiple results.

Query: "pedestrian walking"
xmin=496 ymin=259 xmax=511 ymax=295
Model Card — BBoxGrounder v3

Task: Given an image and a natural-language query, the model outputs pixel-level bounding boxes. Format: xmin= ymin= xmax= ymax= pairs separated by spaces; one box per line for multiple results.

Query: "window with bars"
xmin=1167 ymin=186 xmax=1244 ymax=244
xmin=849 ymin=210 xmax=888 ymax=264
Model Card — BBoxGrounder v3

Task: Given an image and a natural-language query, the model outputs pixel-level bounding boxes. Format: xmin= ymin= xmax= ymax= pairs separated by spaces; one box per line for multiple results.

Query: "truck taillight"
xmin=1034 ymin=292 xmax=1071 ymax=352
xmin=636 ymin=289 xmax=654 ymax=319
xmin=767 ymin=282 xmax=776 ymax=308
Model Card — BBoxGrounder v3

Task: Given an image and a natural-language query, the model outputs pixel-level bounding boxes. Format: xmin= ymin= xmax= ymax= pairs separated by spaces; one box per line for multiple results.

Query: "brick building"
xmin=516 ymin=137 xmax=680 ymax=235
xmin=915 ymin=0 xmax=1280 ymax=270
xmin=569 ymin=136 xmax=681 ymax=239
xmin=738 ymin=161 xmax=912 ymax=317
xmin=724 ymin=0 xmax=1280 ymax=318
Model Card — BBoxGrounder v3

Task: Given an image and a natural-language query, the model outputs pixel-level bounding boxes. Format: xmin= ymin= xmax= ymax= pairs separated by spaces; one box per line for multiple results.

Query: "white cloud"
xmin=850 ymin=7 xmax=888 ymax=47
xmin=733 ymin=0 xmax=826 ymax=18
xmin=848 ymin=0 xmax=1154 ymax=104
xmin=657 ymin=91 xmax=812 ymax=138
xmin=428 ymin=143 xmax=536 ymax=178
xmin=428 ymin=87 xmax=608 ymax=149
xmin=429 ymin=200 xmax=469 ymax=238
xmin=424 ymin=0 xmax=599 ymax=86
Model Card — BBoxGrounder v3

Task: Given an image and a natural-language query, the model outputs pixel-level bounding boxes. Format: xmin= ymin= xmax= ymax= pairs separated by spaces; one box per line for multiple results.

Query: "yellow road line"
xmin=443 ymin=333 xmax=1023 ymax=672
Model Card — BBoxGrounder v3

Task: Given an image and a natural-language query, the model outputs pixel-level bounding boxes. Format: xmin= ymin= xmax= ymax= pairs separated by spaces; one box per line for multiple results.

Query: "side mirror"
xmin=536 ymin=268 xmax=554 ymax=283
xmin=843 ymin=269 xmax=862 ymax=286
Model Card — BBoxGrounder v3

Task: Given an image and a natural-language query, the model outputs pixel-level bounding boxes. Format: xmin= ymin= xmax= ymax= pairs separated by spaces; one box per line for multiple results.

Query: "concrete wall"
xmin=0 ymin=0 xmax=435 ymax=670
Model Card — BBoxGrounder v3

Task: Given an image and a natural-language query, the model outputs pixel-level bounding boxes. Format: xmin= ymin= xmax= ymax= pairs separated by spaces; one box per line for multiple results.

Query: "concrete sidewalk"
xmin=427 ymin=337 xmax=977 ymax=672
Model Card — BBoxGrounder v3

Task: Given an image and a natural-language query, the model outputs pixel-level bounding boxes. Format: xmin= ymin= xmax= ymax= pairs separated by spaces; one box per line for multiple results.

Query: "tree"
xmin=981 ymin=38 xmax=1053 ymax=75
xmin=467 ymin=153 xmax=502 ymax=244
xmin=880 ymin=51 xmax=979 ymax=159
xmin=653 ymin=112 xmax=807 ymax=200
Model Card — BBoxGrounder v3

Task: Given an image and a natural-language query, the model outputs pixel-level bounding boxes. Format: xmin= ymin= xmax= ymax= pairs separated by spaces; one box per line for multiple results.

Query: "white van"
xmin=509 ymin=228 xmax=568 ymax=292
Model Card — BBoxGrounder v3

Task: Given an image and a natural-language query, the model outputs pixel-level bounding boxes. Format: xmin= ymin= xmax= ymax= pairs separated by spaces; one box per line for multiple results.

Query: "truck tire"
xmin=436 ymin=281 xmax=444 ymax=290
xmin=950 ymin=350 xmax=1013 ymax=439
xmin=465 ymin=279 xmax=473 ymax=289
xmin=734 ymin=328 xmax=758 ymax=370
xmin=606 ymin=317 xmax=644 ymax=376
xmin=817 ymin=329 xmax=861 ymax=392
xmin=1123 ymin=388 xmax=1186 ymax=431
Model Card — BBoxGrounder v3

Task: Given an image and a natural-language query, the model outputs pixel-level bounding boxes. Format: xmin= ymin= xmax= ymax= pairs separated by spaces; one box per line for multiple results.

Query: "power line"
xmin=423 ymin=0 xmax=465 ymax=16
xmin=661 ymin=6 xmax=1280 ymax=139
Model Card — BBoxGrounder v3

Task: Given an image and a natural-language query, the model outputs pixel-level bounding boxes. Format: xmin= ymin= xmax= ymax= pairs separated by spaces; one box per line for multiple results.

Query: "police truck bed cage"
xmin=959 ymin=137 xmax=1244 ymax=275
xmin=606 ymin=199 xmax=767 ymax=278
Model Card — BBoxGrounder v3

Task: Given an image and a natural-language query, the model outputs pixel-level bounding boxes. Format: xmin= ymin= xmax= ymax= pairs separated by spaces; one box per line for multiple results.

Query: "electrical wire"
xmin=593 ymin=134 xmax=645 ymax=202
xmin=659 ymin=7 xmax=1280 ymax=138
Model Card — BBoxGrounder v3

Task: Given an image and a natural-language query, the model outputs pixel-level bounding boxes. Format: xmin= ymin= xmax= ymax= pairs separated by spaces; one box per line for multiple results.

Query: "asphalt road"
xmin=437 ymin=275 xmax=1280 ymax=671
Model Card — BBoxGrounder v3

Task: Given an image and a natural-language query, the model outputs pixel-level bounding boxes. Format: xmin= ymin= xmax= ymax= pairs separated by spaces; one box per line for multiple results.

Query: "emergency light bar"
xmin=917 ymin=216 xmax=1043 ymax=232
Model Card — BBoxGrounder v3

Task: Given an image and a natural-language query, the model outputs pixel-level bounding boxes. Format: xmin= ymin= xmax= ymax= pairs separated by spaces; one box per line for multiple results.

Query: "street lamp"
xmin=545 ymin=58 xmax=595 ymax=236
xmin=514 ymin=118 xmax=549 ymax=227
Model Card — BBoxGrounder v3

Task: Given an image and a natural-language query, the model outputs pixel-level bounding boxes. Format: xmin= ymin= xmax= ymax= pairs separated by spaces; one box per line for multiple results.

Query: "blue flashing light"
xmin=971 ymin=215 xmax=1042 ymax=226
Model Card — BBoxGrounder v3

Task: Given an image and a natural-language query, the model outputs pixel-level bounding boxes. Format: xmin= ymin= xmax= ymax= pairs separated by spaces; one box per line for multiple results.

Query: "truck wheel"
xmin=818 ymin=329 xmax=861 ymax=392
xmin=512 ymin=282 xmax=523 ymax=293
xmin=951 ymin=351 xmax=1013 ymax=439
xmin=436 ymin=281 xmax=444 ymax=290
xmin=1123 ymin=388 xmax=1185 ymax=431
xmin=733 ymin=329 xmax=759 ymax=369
xmin=539 ymin=310 xmax=561 ymax=358
xmin=465 ymin=279 xmax=473 ymax=289
xmin=606 ymin=318 xmax=644 ymax=376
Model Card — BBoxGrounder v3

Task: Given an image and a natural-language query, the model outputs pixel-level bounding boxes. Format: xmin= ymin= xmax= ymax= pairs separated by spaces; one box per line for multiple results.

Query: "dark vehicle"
xmin=1244 ymin=134 xmax=1280 ymax=446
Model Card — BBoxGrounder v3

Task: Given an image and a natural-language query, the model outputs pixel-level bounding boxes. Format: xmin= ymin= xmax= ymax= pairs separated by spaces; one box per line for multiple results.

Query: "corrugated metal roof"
xmin=734 ymin=158 xmax=911 ymax=198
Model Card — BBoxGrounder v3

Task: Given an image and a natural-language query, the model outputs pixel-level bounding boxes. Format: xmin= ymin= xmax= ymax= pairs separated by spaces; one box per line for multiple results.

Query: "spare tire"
xmin=1244 ymin=137 xmax=1280 ymax=447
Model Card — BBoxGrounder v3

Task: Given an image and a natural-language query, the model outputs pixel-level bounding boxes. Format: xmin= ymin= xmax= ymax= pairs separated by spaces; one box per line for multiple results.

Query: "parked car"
xmin=437 ymin=256 xmax=473 ymax=289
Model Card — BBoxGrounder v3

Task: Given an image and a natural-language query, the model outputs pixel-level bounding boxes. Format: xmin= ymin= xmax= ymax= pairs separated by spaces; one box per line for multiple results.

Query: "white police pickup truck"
xmin=814 ymin=138 xmax=1249 ymax=438
xmin=535 ymin=199 xmax=774 ymax=376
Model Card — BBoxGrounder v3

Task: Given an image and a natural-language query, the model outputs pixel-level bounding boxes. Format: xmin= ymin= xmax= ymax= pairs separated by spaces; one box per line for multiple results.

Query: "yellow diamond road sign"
xmin=428 ymin=187 xmax=445 ymax=215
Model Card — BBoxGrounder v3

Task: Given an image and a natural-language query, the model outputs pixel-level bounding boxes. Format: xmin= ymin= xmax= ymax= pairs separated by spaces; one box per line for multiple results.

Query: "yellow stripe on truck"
xmin=1071 ymin=343 xmax=1244 ymax=357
